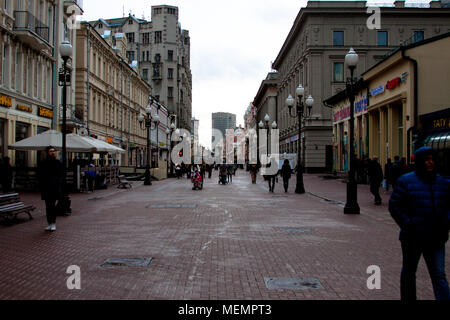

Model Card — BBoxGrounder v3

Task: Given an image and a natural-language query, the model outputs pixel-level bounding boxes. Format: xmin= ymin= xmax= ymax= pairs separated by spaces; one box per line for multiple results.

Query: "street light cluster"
xmin=138 ymin=98 xmax=160 ymax=186
xmin=285 ymin=84 xmax=314 ymax=194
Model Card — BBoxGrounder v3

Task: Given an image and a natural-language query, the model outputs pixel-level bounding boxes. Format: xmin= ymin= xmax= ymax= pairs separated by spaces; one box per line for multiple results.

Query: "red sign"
xmin=386 ymin=77 xmax=401 ymax=90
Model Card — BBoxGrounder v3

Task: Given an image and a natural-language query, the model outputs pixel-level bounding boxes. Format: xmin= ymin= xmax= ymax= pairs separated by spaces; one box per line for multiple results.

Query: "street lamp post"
xmin=344 ymin=48 xmax=360 ymax=214
xmin=286 ymin=85 xmax=314 ymax=194
xmin=166 ymin=122 xmax=176 ymax=177
xmin=138 ymin=101 xmax=159 ymax=186
xmin=59 ymin=40 xmax=73 ymax=215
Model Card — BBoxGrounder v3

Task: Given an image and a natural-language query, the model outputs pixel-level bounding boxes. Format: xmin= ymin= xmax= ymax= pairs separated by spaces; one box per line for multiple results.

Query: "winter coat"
xmin=37 ymin=156 xmax=64 ymax=200
xmin=368 ymin=160 xmax=383 ymax=185
xmin=280 ymin=163 xmax=292 ymax=180
xmin=389 ymin=147 xmax=450 ymax=243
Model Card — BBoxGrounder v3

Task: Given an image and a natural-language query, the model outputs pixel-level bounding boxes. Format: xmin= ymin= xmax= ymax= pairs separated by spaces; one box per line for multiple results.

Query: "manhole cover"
xmin=88 ymin=196 xmax=104 ymax=201
xmin=280 ymin=227 xmax=312 ymax=233
xmin=147 ymin=204 xmax=197 ymax=209
xmin=264 ymin=277 xmax=323 ymax=290
xmin=101 ymin=257 xmax=153 ymax=268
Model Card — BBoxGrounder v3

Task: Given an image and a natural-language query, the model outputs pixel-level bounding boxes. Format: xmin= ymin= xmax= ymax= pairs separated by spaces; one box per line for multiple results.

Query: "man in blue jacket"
xmin=389 ymin=147 xmax=450 ymax=300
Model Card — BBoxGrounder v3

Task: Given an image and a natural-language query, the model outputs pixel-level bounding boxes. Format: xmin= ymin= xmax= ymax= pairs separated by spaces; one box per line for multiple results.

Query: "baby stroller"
xmin=191 ymin=169 xmax=203 ymax=190
xmin=218 ymin=165 xmax=228 ymax=185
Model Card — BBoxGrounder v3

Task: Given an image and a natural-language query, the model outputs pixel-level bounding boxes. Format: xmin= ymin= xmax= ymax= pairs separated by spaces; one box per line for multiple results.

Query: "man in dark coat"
xmin=37 ymin=146 xmax=63 ymax=231
xmin=389 ymin=147 xmax=450 ymax=301
xmin=384 ymin=158 xmax=393 ymax=192
xmin=280 ymin=159 xmax=292 ymax=193
xmin=368 ymin=156 xmax=383 ymax=205
xmin=391 ymin=155 xmax=402 ymax=186
xmin=0 ymin=156 xmax=13 ymax=193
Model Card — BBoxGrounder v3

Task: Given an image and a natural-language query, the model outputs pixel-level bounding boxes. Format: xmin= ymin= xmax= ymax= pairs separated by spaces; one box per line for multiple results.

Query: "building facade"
xmin=0 ymin=0 xmax=82 ymax=166
xmin=325 ymin=32 xmax=450 ymax=177
xmin=90 ymin=5 xmax=192 ymax=132
xmin=75 ymin=22 xmax=169 ymax=167
xmin=271 ymin=0 xmax=450 ymax=173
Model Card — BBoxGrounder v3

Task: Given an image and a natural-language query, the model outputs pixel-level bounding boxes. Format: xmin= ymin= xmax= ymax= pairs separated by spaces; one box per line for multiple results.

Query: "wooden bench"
xmin=0 ymin=193 xmax=35 ymax=223
xmin=117 ymin=175 xmax=132 ymax=189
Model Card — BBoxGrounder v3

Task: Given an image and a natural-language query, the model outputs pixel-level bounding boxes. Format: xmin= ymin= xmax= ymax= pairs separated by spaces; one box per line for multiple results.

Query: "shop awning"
xmin=423 ymin=131 xmax=450 ymax=150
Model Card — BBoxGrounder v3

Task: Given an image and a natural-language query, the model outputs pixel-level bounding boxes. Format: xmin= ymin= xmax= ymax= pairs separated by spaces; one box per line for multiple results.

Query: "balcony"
xmin=64 ymin=0 xmax=84 ymax=12
xmin=13 ymin=11 xmax=51 ymax=51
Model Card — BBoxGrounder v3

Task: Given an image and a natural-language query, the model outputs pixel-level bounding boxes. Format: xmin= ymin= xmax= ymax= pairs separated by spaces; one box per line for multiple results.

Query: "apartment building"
xmin=271 ymin=0 xmax=450 ymax=172
xmin=0 ymin=0 xmax=81 ymax=166
xmin=75 ymin=22 xmax=174 ymax=167
xmin=90 ymin=5 xmax=193 ymax=132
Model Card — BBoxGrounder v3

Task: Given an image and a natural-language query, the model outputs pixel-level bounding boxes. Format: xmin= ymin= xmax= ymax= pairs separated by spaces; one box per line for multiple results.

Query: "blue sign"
xmin=371 ymin=85 xmax=385 ymax=97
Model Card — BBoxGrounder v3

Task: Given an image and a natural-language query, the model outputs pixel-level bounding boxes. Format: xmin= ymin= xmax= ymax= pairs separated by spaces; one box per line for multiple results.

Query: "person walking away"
xmin=227 ymin=164 xmax=233 ymax=183
xmin=391 ymin=155 xmax=402 ymax=186
xmin=384 ymin=158 xmax=393 ymax=192
xmin=175 ymin=163 xmax=181 ymax=179
xmin=85 ymin=163 xmax=96 ymax=193
xmin=280 ymin=159 xmax=292 ymax=193
xmin=37 ymin=146 xmax=63 ymax=231
xmin=249 ymin=163 xmax=258 ymax=184
xmin=389 ymin=147 xmax=450 ymax=301
xmin=368 ymin=156 xmax=383 ymax=205
xmin=0 ymin=156 xmax=13 ymax=193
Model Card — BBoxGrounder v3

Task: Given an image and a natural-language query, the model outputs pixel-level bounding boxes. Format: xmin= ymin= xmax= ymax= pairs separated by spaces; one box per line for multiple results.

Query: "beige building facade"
xmin=326 ymin=32 xmax=450 ymax=176
xmin=272 ymin=0 xmax=450 ymax=173
xmin=90 ymin=5 xmax=193 ymax=131
xmin=0 ymin=0 xmax=82 ymax=166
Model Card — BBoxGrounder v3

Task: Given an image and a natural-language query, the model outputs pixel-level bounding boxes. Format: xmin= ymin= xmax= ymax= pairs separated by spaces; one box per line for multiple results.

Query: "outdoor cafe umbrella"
xmin=79 ymin=136 xmax=125 ymax=154
xmin=8 ymin=130 xmax=96 ymax=153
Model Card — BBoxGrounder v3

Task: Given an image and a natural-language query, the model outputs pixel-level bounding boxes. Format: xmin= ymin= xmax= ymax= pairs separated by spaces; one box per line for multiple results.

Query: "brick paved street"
xmin=0 ymin=169 xmax=448 ymax=300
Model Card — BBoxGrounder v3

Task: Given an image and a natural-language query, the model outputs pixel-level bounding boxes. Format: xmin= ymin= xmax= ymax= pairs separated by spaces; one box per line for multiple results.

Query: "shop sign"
xmin=420 ymin=108 xmax=450 ymax=133
xmin=370 ymin=85 xmax=385 ymax=97
xmin=0 ymin=95 xmax=12 ymax=108
xmin=39 ymin=107 xmax=53 ymax=119
xmin=17 ymin=104 xmax=33 ymax=113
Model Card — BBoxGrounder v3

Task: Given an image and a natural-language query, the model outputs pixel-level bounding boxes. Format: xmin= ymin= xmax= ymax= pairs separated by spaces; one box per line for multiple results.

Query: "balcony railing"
xmin=13 ymin=11 xmax=49 ymax=43
xmin=64 ymin=0 xmax=83 ymax=11
xmin=59 ymin=104 xmax=84 ymax=126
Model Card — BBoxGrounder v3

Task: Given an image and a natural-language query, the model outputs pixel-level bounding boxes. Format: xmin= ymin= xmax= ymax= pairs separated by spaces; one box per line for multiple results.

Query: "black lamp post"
xmin=58 ymin=40 xmax=73 ymax=215
xmin=343 ymin=48 xmax=360 ymax=214
xmin=165 ymin=121 xmax=176 ymax=177
xmin=285 ymin=85 xmax=314 ymax=194
xmin=139 ymin=99 xmax=159 ymax=186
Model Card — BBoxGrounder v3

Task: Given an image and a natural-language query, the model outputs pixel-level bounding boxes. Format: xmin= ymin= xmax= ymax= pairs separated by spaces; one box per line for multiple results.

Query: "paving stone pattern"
xmin=0 ymin=170 xmax=447 ymax=300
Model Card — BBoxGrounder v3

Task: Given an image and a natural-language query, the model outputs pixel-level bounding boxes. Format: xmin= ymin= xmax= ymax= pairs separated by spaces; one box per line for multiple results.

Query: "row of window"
xmin=142 ymin=68 xmax=174 ymax=80
xmin=125 ymin=31 xmax=163 ymax=44
xmin=332 ymin=30 xmax=424 ymax=46
xmin=125 ymin=50 xmax=174 ymax=64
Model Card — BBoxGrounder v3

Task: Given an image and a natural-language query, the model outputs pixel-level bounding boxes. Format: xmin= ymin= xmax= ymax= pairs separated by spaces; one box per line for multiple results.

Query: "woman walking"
xmin=280 ymin=159 xmax=292 ymax=193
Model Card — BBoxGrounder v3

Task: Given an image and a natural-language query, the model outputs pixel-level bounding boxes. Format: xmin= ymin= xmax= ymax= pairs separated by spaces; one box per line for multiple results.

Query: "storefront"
xmin=419 ymin=108 xmax=450 ymax=177
xmin=326 ymin=80 xmax=368 ymax=173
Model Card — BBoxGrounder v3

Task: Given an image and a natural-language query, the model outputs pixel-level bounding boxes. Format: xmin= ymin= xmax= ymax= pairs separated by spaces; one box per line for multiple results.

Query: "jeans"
xmin=267 ymin=176 xmax=276 ymax=192
xmin=400 ymin=240 xmax=450 ymax=300
xmin=370 ymin=183 xmax=382 ymax=204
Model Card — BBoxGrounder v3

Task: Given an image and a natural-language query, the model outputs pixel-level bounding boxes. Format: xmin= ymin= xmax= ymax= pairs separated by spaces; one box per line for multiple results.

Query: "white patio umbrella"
xmin=8 ymin=130 xmax=96 ymax=153
xmin=80 ymin=136 xmax=126 ymax=154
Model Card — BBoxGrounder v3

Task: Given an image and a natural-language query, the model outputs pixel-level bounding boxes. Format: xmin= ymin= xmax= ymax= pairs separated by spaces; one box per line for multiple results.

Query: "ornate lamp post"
xmin=59 ymin=40 xmax=73 ymax=215
xmin=286 ymin=85 xmax=314 ymax=194
xmin=138 ymin=102 xmax=159 ymax=186
xmin=343 ymin=48 xmax=360 ymax=214
xmin=258 ymin=114 xmax=277 ymax=179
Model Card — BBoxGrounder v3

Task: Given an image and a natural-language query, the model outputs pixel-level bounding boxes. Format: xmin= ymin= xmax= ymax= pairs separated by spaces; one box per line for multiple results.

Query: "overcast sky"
xmin=80 ymin=0 xmax=427 ymax=147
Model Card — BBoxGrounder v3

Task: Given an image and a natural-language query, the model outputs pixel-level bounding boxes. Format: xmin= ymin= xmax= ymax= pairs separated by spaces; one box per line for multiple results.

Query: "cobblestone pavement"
xmin=0 ymin=169 xmax=448 ymax=300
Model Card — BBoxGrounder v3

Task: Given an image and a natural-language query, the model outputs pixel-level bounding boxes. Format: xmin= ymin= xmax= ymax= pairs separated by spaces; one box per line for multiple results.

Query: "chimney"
xmin=429 ymin=0 xmax=442 ymax=8
xmin=394 ymin=0 xmax=405 ymax=8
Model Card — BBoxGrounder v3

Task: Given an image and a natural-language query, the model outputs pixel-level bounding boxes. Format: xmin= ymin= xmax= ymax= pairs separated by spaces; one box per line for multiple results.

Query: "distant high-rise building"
xmin=212 ymin=112 xmax=236 ymax=144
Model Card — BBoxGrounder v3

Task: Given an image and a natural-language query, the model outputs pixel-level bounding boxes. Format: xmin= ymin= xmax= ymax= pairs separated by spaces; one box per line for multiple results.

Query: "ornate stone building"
xmin=272 ymin=0 xmax=450 ymax=172
xmin=89 ymin=5 xmax=193 ymax=132
xmin=0 ymin=0 xmax=82 ymax=166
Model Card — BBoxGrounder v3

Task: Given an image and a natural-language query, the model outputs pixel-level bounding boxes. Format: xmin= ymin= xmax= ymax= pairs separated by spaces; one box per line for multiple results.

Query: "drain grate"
xmin=264 ymin=277 xmax=323 ymax=290
xmin=147 ymin=204 xmax=197 ymax=209
xmin=280 ymin=227 xmax=312 ymax=233
xmin=100 ymin=257 xmax=153 ymax=268
xmin=88 ymin=196 xmax=104 ymax=201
